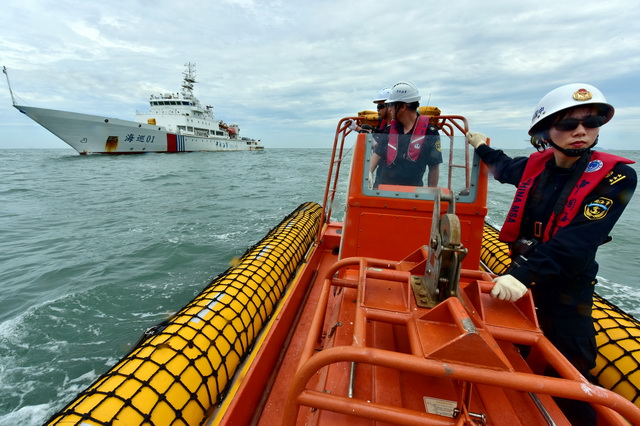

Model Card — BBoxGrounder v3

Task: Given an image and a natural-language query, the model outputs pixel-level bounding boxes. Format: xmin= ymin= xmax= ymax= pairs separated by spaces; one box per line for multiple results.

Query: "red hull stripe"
xmin=167 ymin=134 xmax=177 ymax=152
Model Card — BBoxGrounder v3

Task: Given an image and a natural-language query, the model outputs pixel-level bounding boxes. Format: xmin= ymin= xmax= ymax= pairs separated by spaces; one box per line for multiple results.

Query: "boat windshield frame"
xmin=360 ymin=133 xmax=482 ymax=204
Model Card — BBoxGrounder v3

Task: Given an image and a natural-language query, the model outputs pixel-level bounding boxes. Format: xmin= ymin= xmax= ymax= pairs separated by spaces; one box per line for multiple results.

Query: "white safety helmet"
xmin=529 ymin=83 xmax=614 ymax=135
xmin=385 ymin=81 xmax=421 ymax=104
xmin=373 ymin=87 xmax=391 ymax=103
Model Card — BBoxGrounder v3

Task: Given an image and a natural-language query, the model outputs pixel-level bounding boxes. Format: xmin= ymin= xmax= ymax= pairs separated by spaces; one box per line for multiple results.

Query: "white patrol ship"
xmin=4 ymin=63 xmax=262 ymax=154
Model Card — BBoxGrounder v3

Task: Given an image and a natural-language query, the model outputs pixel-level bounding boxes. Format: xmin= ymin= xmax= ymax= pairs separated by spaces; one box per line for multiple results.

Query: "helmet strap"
xmin=546 ymin=135 xmax=598 ymax=157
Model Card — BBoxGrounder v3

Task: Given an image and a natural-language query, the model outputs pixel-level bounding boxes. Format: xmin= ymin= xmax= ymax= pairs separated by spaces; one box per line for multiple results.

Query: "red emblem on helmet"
xmin=573 ymin=88 xmax=593 ymax=101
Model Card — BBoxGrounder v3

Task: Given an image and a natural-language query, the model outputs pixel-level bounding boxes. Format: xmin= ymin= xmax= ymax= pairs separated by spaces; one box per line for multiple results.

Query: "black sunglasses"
xmin=553 ymin=115 xmax=605 ymax=131
xmin=376 ymin=104 xmax=386 ymax=110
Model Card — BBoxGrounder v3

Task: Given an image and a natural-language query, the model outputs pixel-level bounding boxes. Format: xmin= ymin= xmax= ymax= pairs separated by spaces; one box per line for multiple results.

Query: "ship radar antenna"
xmin=182 ymin=62 xmax=196 ymax=98
xmin=3 ymin=66 xmax=17 ymax=105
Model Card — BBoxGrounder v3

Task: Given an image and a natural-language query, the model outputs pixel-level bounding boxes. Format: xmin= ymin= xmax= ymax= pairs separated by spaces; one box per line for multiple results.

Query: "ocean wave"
xmin=596 ymin=276 xmax=640 ymax=317
xmin=0 ymin=403 xmax=52 ymax=426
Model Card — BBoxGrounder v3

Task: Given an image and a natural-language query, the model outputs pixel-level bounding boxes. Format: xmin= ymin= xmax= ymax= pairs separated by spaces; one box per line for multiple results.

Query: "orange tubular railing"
xmin=318 ymin=118 xmax=353 ymax=243
xmin=284 ymin=257 xmax=640 ymax=425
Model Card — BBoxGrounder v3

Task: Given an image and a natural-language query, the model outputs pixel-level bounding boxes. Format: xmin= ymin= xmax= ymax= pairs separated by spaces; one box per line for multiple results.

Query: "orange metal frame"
xmin=216 ymin=115 xmax=640 ymax=425
xmin=283 ymin=255 xmax=640 ymax=424
xmin=325 ymin=118 xmax=487 ymax=269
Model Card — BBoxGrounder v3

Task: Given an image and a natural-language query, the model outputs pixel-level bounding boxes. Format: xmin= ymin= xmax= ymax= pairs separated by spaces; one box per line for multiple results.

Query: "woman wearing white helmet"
xmin=466 ymin=84 xmax=636 ymax=424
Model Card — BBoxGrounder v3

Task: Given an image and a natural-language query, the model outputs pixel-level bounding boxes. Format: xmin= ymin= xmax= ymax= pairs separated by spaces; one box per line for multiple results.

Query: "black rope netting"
xmin=479 ymin=222 xmax=511 ymax=275
xmin=592 ymin=293 xmax=640 ymax=405
xmin=46 ymin=202 xmax=323 ymax=425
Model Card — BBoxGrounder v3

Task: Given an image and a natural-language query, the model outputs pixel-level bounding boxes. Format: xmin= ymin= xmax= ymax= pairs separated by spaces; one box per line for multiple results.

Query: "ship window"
xmin=182 ymin=102 xmax=189 ymax=105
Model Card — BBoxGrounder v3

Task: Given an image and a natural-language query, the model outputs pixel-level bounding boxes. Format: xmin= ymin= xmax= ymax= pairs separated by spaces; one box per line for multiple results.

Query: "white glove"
xmin=466 ymin=132 xmax=487 ymax=149
xmin=490 ymin=274 xmax=528 ymax=302
xmin=347 ymin=120 xmax=358 ymax=131
xmin=368 ymin=171 xmax=374 ymax=190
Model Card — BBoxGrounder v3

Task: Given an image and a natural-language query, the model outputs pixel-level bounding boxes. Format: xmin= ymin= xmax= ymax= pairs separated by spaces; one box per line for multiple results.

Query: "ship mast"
xmin=181 ymin=62 xmax=196 ymax=99
xmin=3 ymin=66 xmax=17 ymax=105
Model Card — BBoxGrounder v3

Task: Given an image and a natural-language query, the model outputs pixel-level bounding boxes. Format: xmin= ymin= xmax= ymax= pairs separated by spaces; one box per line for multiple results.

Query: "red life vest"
xmin=378 ymin=118 xmax=388 ymax=131
xmin=499 ymin=150 xmax=634 ymax=242
xmin=387 ymin=115 xmax=431 ymax=165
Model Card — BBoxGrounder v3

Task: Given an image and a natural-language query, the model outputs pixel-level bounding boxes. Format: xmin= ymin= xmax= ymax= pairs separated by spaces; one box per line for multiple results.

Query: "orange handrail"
xmin=284 ymin=257 xmax=639 ymax=425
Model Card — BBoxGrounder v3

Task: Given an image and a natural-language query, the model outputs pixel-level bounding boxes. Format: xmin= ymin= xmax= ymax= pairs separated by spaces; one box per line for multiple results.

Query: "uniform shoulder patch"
xmin=584 ymin=197 xmax=613 ymax=220
xmin=605 ymin=170 xmax=627 ymax=185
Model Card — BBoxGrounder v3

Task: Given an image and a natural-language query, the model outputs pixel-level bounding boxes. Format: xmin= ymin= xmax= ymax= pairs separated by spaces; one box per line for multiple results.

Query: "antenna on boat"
xmin=426 ymin=92 xmax=432 ymax=107
xmin=3 ymin=66 xmax=17 ymax=106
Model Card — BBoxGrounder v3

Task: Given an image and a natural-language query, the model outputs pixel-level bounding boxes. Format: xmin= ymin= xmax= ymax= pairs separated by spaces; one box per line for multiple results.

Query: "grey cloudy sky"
xmin=1 ymin=0 xmax=639 ymax=149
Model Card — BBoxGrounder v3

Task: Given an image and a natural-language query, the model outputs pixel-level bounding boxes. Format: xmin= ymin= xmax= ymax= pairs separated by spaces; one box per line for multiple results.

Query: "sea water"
xmin=0 ymin=147 xmax=638 ymax=425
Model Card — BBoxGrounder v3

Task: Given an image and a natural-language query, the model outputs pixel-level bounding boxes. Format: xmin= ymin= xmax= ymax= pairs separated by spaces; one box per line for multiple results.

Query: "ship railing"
xmin=283 ymin=256 xmax=640 ymax=425
xmin=318 ymin=118 xmax=353 ymax=242
xmin=434 ymin=115 xmax=471 ymax=190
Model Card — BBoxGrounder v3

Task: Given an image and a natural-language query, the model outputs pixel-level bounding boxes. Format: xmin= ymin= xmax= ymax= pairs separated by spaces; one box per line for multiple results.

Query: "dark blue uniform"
xmin=477 ymin=144 xmax=636 ymax=424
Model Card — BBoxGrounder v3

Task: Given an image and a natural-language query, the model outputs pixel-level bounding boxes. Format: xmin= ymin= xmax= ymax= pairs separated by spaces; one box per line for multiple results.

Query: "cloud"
xmin=1 ymin=0 xmax=639 ymax=149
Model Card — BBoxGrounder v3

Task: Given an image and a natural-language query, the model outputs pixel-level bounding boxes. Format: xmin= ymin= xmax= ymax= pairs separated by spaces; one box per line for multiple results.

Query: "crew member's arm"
xmin=370 ymin=152 xmax=381 ymax=174
xmin=425 ymin=129 xmax=442 ymax=187
xmin=509 ymin=164 xmax=637 ymax=288
xmin=368 ymin=152 xmax=382 ymax=189
xmin=427 ymin=164 xmax=439 ymax=187
xmin=466 ymin=133 xmax=528 ymax=186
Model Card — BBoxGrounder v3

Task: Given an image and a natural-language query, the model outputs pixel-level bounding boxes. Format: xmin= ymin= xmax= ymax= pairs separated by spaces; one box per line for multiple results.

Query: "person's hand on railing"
xmin=465 ymin=132 xmax=487 ymax=149
xmin=359 ymin=124 xmax=373 ymax=133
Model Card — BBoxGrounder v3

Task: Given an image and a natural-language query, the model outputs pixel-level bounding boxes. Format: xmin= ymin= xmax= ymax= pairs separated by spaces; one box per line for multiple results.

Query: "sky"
xmin=1 ymin=0 xmax=639 ymax=150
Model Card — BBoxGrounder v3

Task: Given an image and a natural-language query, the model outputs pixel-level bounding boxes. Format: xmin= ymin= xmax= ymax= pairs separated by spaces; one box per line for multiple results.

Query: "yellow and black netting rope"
xmin=480 ymin=222 xmax=511 ymax=275
xmin=592 ymin=293 xmax=640 ymax=406
xmin=46 ymin=202 xmax=323 ymax=426
xmin=481 ymin=222 xmax=640 ymax=407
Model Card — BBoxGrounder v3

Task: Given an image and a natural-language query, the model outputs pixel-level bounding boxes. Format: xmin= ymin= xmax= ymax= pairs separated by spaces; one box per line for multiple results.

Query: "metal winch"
xmin=411 ymin=190 xmax=468 ymax=308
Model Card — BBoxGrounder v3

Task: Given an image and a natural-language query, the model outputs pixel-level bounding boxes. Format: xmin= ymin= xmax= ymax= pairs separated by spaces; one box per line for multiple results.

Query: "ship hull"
xmin=15 ymin=105 xmax=263 ymax=154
